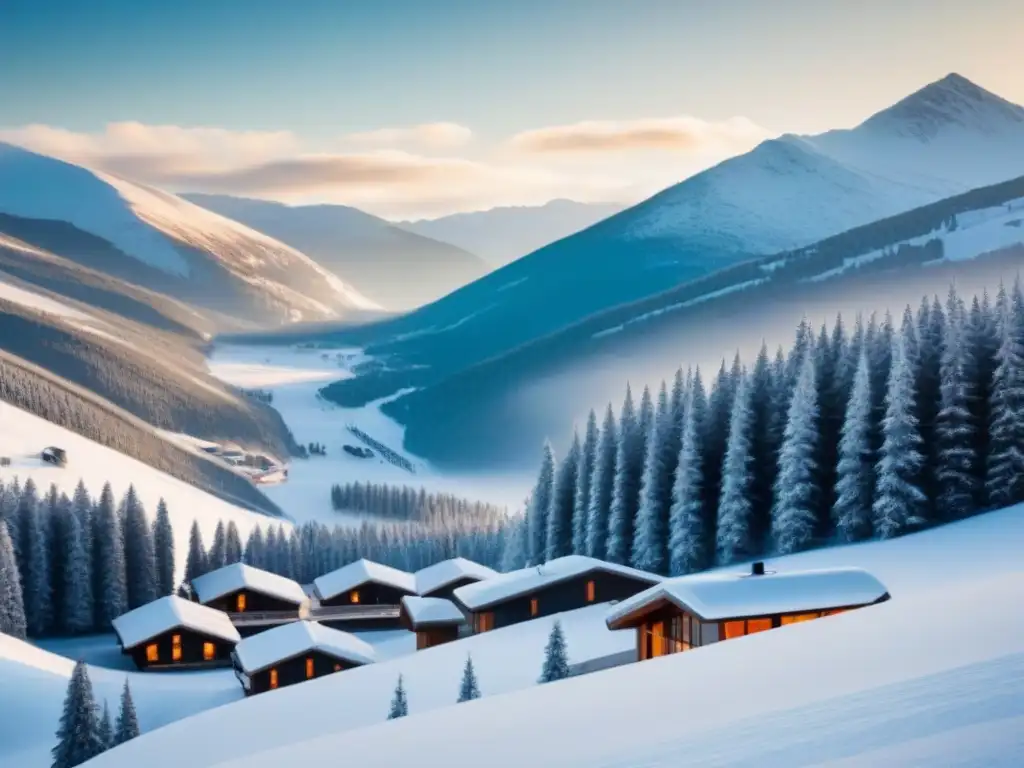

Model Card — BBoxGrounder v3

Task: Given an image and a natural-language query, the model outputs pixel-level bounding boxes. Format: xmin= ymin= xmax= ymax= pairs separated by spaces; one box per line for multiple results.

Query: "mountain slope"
xmin=399 ymin=199 xmax=627 ymax=268
xmin=0 ymin=143 xmax=379 ymax=326
xmin=184 ymin=194 xmax=488 ymax=310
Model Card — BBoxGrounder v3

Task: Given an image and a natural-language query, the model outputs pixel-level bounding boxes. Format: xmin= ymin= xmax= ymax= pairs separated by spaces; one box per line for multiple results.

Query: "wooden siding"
xmin=416 ymin=625 xmax=460 ymax=650
xmin=203 ymin=588 xmax=302 ymax=615
xmin=319 ymin=582 xmax=414 ymax=608
xmin=124 ymin=627 xmax=235 ymax=671
xmin=242 ymin=650 xmax=364 ymax=695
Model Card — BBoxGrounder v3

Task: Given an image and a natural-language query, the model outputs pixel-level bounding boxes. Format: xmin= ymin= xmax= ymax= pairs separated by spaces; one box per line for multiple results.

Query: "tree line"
xmin=330 ymin=481 xmax=509 ymax=524
xmin=52 ymin=664 xmax=139 ymax=768
xmin=510 ymin=282 xmax=1021 ymax=576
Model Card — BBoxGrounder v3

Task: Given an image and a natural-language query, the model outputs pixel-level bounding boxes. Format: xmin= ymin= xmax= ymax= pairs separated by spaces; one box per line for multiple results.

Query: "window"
xmin=586 ymin=580 xmax=596 ymax=602
xmin=823 ymin=608 xmax=847 ymax=617
xmin=723 ymin=620 xmax=746 ymax=640
xmin=203 ymin=642 xmax=215 ymax=661
xmin=333 ymin=663 xmax=342 ymax=672
xmin=781 ymin=612 xmax=821 ymax=625
xmin=269 ymin=668 xmax=278 ymax=689
xmin=475 ymin=612 xmax=494 ymax=633
xmin=747 ymin=618 xmax=773 ymax=634
xmin=350 ymin=590 xmax=361 ymax=604
xmin=145 ymin=644 xmax=159 ymax=663
xmin=236 ymin=593 xmax=247 ymax=612
xmin=530 ymin=598 xmax=539 ymax=617
xmin=722 ymin=617 xmax=775 ymax=640
xmin=171 ymin=634 xmax=182 ymax=661
xmin=305 ymin=657 xmax=315 ymax=679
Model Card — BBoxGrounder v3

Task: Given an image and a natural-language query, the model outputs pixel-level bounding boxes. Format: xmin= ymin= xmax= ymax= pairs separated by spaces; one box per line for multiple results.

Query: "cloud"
xmin=343 ymin=122 xmax=473 ymax=149
xmin=509 ymin=115 xmax=771 ymax=153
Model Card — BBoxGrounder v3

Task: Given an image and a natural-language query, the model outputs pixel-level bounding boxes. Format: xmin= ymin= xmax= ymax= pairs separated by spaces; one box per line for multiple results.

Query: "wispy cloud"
xmin=343 ymin=122 xmax=473 ymax=149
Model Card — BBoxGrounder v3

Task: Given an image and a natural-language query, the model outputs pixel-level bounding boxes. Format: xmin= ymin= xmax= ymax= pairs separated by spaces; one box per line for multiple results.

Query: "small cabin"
xmin=453 ymin=555 xmax=662 ymax=634
xmin=414 ymin=557 xmax=498 ymax=601
xmin=399 ymin=596 xmax=466 ymax=650
xmin=41 ymin=447 xmax=67 ymax=467
xmin=231 ymin=620 xmax=376 ymax=695
xmin=312 ymin=559 xmax=416 ymax=608
xmin=112 ymin=596 xmax=241 ymax=671
xmin=605 ymin=561 xmax=891 ymax=662
xmin=190 ymin=563 xmax=307 ymax=636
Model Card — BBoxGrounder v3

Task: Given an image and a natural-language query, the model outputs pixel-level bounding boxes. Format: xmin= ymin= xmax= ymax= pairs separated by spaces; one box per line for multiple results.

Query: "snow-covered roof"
xmin=452 ymin=555 xmax=662 ymax=611
xmin=414 ymin=557 xmax=499 ymax=596
xmin=191 ymin=563 xmax=307 ymax=607
xmin=606 ymin=565 xmax=890 ymax=627
xmin=232 ymin=620 xmax=376 ymax=674
xmin=400 ymin=596 xmax=466 ymax=628
xmin=313 ymin=559 xmax=416 ymax=601
xmin=112 ymin=596 xmax=241 ymax=650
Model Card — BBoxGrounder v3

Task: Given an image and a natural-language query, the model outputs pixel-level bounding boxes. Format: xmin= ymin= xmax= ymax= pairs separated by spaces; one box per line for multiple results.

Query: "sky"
xmin=2 ymin=0 xmax=1022 ymax=220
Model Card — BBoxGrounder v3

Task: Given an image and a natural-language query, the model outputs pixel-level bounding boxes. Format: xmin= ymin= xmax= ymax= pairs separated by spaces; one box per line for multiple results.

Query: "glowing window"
xmin=746 ymin=618 xmax=773 ymax=634
xmin=171 ymin=634 xmax=182 ymax=661
xmin=475 ymin=612 xmax=494 ymax=633
xmin=723 ymin=621 xmax=746 ymax=639
xmin=236 ymin=594 xmax=247 ymax=612
xmin=306 ymin=657 xmax=315 ymax=679
xmin=203 ymin=642 xmax=215 ymax=661
xmin=350 ymin=590 xmax=360 ymax=604
xmin=586 ymin=580 xmax=596 ymax=602
xmin=530 ymin=598 xmax=539 ymax=617
xmin=269 ymin=668 xmax=278 ymax=689
xmin=333 ymin=663 xmax=342 ymax=672
xmin=145 ymin=644 xmax=159 ymax=663
xmin=781 ymin=612 xmax=821 ymax=625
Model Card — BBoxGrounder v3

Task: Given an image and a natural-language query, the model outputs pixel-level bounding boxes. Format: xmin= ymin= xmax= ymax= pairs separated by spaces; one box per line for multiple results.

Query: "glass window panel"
xmin=350 ymin=590 xmax=360 ymax=604
xmin=746 ymin=618 xmax=773 ymax=634
xmin=781 ymin=612 xmax=821 ymax=625
xmin=269 ymin=668 xmax=278 ymax=689
xmin=530 ymin=598 xmax=539 ymax=617
xmin=723 ymin=620 xmax=746 ymax=639
xmin=171 ymin=634 xmax=182 ymax=661
xmin=236 ymin=594 xmax=246 ymax=612
xmin=306 ymin=657 xmax=315 ymax=679
xmin=146 ymin=644 xmax=159 ymax=662
xmin=701 ymin=622 xmax=719 ymax=644
xmin=586 ymin=580 xmax=596 ymax=602
xmin=203 ymin=642 xmax=215 ymax=661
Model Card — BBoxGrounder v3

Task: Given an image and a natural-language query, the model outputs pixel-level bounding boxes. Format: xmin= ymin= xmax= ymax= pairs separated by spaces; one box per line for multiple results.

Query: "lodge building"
xmin=310 ymin=559 xmax=417 ymax=630
xmin=399 ymin=595 xmax=467 ymax=650
xmin=191 ymin=563 xmax=307 ymax=636
xmin=231 ymin=620 xmax=376 ymax=695
xmin=414 ymin=557 xmax=498 ymax=601
xmin=453 ymin=555 xmax=662 ymax=634
xmin=605 ymin=561 xmax=891 ymax=661
xmin=112 ymin=595 xmax=241 ymax=671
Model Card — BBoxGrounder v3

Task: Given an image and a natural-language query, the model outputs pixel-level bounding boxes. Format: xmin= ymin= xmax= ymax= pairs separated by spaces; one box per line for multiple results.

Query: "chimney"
xmin=751 ymin=561 xmax=765 ymax=576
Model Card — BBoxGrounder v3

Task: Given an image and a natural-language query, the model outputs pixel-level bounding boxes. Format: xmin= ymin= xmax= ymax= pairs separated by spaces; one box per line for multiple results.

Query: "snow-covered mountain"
xmin=399 ymin=199 xmax=627 ymax=268
xmin=0 ymin=143 xmax=379 ymax=326
xmin=184 ymin=194 xmax=488 ymax=311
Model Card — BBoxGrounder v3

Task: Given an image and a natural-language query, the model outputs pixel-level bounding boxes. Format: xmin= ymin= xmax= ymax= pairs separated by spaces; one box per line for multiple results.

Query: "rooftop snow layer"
xmin=453 ymin=555 xmax=662 ymax=611
xmin=606 ymin=565 xmax=890 ymax=626
xmin=313 ymin=559 xmax=416 ymax=601
xmin=112 ymin=596 xmax=241 ymax=650
xmin=191 ymin=563 xmax=307 ymax=607
xmin=232 ymin=621 xmax=376 ymax=674
xmin=400 ymin=596 xmax=466 ymax=628
xmin=414 ymin=557 xmax=498 ymax=596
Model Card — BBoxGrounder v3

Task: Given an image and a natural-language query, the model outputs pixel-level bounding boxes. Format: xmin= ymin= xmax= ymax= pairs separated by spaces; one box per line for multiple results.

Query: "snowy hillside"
xmin=92 ymin=504 xmax=1024 ymax=768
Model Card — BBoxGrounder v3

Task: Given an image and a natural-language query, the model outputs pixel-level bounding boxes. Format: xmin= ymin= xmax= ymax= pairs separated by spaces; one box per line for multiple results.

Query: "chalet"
xmin=312 ymin=559 xmax=416 ymax=607
xmin=231 ymin=620 xmax=376 ymax=695
xmin=414 ymin=557 xmax=498 ymax=600
xmin=399 ymin=596 xmax=466 ymax=650
xmin=190 ymin=563 xmax=307 ymax=636
xmin=453 ymin=555 xmax=662 ymax=633
xmin=112 ymin=596 xmax=241 ymax=671
xmin=605 ymin=561 xmax=891 ymax=662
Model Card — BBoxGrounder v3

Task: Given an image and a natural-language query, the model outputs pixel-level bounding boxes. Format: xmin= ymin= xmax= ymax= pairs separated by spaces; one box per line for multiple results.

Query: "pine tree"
xmin=19 ymin=481 xmax=54 ymax=636
xmin=98 ymin=700 xmax=113 ymax=751
xmin=93 ymin=484 xmax=128 ymax=628
xmin=749 ymin=343 xmax=781 ymax=552
xmin=0 ymin=521 xmax=27 ymax=639
xmin=500 ymin=513 xmax=528 ymax=571
xmin=208 ymin=521 xmax=227 ymax=572
xmin=572 ymin=410 xmax=599 ymax=555
xmin=225 ymin=521 xmax=243 ymax=564
xmin=703 ymin=362 xmax=737 ymax=531
xmin=966 ymin=292 xmax=999 ymax=504
xmin=526 ymin=444 xmax=556 ymax=565
xmin=632 ymin=383 xmax=675 ymax=573
xmin=62 ymin=511 xmax=94 ymax=635
xmin=716 ymin=374 xmax=757 ymax=564
xmin=606 ymin=385 xmax=643 ymax=564
xmin=873 ymin=329 xmax=928 ymax=538
xmin=70 ymin=482 xmax=92 ymax=609
xmin=833 ymin=350 xmax=875 ymax=542
xmin=585 ymin=404 xmax=617 ymax=560
xmin=152 ymin=500 xmax=175 ymax=597
xmin=538 ymin=620 xmax=570 ymax=683
xmin=985 ymin=283 xmax=1024 ymax=508
xmin=51 ymin=660 xmax=105 ymax=768
xmin=387 ymin=675 xmax=409 ymax=719
xmin=122 ymin=487 xmax=157 ymax=610
xmin=771 ymin=353 xmax=821 ymax=555
xmin=184 ymin=520 xmax=207 ymax=584
xmin=457 ymin=654 xmax=481 ymax=702
xmin=668 ymin=381 xmax=709 ymax=575
xmin=114 ymin=679 xmax=140 ymax=745
xmin=936 ymin=294 xmax=977 ymax=521
xmin=546 ymin=432 xmax=579 ymax=561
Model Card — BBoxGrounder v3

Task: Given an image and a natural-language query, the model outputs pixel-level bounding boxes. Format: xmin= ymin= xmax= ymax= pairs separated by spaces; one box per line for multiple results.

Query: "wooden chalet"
xmin=231 ymin=620 xmax=376 ymax=695
xmin=191 ymin=563 xmax=307 ymax=636
xmin=399 ymin=595 xmax=466 ymax=650
xmin=605 ymin=561 xmax=891 ymax=662
xmin=112 ymin=595 xmax=241 ymax=671
xmin=414 ymin=557 xmax=498 ymax=600
xmin=452 ymin=555 xmax=662 ymax=633
xmin=311 ymin=559 xmax=417 ymax=630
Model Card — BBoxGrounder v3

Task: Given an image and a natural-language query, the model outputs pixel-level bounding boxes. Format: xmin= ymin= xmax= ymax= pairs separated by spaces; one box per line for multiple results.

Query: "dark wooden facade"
xmin=203 ymin=588 xmax=302 ymax=616
xmin=238 ymin=649 xmax=364 ymax=696
xmin=415 ymin=625 xmax=460 ymax=650
xmin=420 ymin=576 xmax=482 ymax=601
xmin=466 ymin=569 xmax=656 ymax=633
xmin=124 ymin=627 xmax=235 ymax=671
xmin=319 ymin=581 xmax=414 ymax=608
xmin=317 ymin=615 xmax=402 ymax=632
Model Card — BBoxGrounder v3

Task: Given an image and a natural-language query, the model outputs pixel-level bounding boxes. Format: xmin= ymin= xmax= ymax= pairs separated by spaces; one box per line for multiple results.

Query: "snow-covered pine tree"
xmin=70 ymin=482 xmax=92 ymax=601
xmin=93 ymin=483 xmax=128 ymax=629
xmin=114 ymin=678 xmax=140 ymax=745
xmin=18 ymin=480 xmax=53 ymax=636
xmin=225 ymin=521 xmax=243 ymax=564
xmin=48 ymin=489 xmax=69 ymax=633
xmin=867 ymin=312 xmax=895 ymax=454
xmin=917 ymin=295 xmax=946 ymax=508
xmin=184 ymin=520 xmax=208 ymax=584
xmin=873 ymin=327 xmax=928 ymax=538
xmin=716 ymin=374 xmax=757 ymax=564
xmin=152 ymin=500 xmax=175 ymax=597
xmin=606 ymin=385 xmax=643 ymax=565
xmin=833 ymin=349 xmax=875 ymax=542
xmin=526 ymin=443 xmax=556 ymax=565
xmin=387 ymin=674 xmax=409 ymax=719
xmin=572 ymin=410 xmax=599 ymax=555
xmin=814 ymin=321 xmax=843 ymax=530
xmin=207 ymin=520 xmax=227 ymax=573
xmin=702 ymin=362 xmax=736 ymax=530
xmin=457 ymin=654 xmax=481 ymax=702
xmin=0 ymin=520 xmax=27 ymax=639
xmin=748 ymin=343 xmax=780 ymax=552
xmin=97 ymin=700 xmax=112 ymax=751
xmin=122 ymin=486 xmax=157 ymax=610
xmin=668 ymin=378 xmax=710 ymax=575
xmin=771 ymin=352 xmax=821 ymax=555
xmin=51 ymin=660 xmax=105 ymax=768
xmin=243 ymin=526 xmax=265 ymax=569
xmin=585 ymin=404 xmax=617 ymax=560
xmin=538 ymin=620 xmax=570 ymax=683
xmin=965 ymin=291 xmax=999 ymax=504
xmin=638 ymin=384 xmax=655 ymax=458
xmin=62 ymin=511 xmax=94 ymax=635
xmin=985 ymin=280 xmax=1024 ymax=508
xmin=546 ymin=432 xmax=579 ymax=561
xmin=936 ymin=292 xmax=978 ymax=521
xmin=500 ymin=512 xmax=528 ymax=571
xmin=783 ymin=318 xmax=814 ymax=405
xmin=633 ymin=382 xmax=675 ymax=573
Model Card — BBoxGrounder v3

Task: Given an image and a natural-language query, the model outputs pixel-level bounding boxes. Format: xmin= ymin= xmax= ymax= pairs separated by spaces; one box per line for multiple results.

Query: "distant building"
xmin=41 ymin=447 xmax=67 ymax=467
xmin=414 ymin=557 xmax=498 ymax=601
xmin=112 ymin=596 xmax=241 ymax=671
xmin=399 ymin=596 xmax=466 ymax=650
xmin=231 ymin=620 xmax=376 ymax=695
xmin=190 ymin=563 xmax=307 ymax=636
xmin=605 ymin=562 xmax=891 ymax=662
xmin=310 ymin=559 xmax=416 ymax=631
xmin=453 ymin=555 xmax=662 ymax=634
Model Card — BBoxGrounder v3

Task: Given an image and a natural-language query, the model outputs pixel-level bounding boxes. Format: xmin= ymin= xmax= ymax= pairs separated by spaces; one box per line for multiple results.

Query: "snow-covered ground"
xmin=87 ymin=503 xmax=1024 ymax=768
xmin=206 ymin=344 xmax=531 ymax=525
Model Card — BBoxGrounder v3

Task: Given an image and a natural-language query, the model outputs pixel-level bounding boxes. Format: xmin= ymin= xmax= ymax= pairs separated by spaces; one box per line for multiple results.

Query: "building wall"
xmin=245 ymin=650 xmax=363 ymax=695
xmin=204 ymin=588 xmax=302 ymax=615
xmin=421 ymin=576 xmax=481 ymax=601
xmin=320 ymin=582 xmax=414 ymax=607
xmin=416 ymin=625 xmax=460 ymax=650
xmin=126 ymin=628 xmax=235 ymax=671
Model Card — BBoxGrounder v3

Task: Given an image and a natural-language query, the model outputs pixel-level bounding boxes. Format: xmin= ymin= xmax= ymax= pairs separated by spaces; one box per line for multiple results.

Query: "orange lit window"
xmin=203 ymin=642 xmax=215 ymax=661
xmin=823 ymin=608 xmax=847 ymax=616
xmin=723 ymin=621 xmax=746 ymax=639
xmin=746 ymin=618 xmax=773 ymax=634
xmin=530 ymin=598 xmax=539 ymax=617
xmin=269 ymin=668 xmax=278 ymax=689
xmin=171 ymin=634 xmax=182 ymax=661
xmin=236 ymin=594 xmax=247 ymax=612
xmin=586 ymin=580 xmax=596 ymax=602
xmin=305 ymin=657 xmax=315 ymax=679
xmin=475 ymin=612 xmax=494 ymax=633
xmin=350 ymin=590 xmax=360 ymax=604
xmin=333 ymin=663 xmax=342 ymax=672
xmin=145 ymin=644 xmax=159 ymax=663
xmin=781 ymin=612 xmax=821 ymax=625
